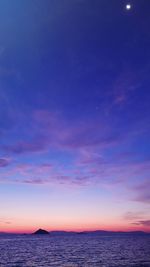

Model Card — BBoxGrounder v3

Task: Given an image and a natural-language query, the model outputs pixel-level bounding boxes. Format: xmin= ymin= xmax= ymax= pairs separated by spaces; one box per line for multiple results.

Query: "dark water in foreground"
xmin=0 ymin=234 xmax=150 ymax=267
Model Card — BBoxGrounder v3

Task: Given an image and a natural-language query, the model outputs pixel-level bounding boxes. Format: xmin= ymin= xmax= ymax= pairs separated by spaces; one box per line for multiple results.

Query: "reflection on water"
xmin=0 ymin=234 xmax=150 ymax=267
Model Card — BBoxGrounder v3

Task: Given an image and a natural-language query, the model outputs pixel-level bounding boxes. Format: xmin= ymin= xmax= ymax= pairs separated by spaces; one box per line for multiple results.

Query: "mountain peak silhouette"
xmin=33 ymin=228 xmax=49 ymax=235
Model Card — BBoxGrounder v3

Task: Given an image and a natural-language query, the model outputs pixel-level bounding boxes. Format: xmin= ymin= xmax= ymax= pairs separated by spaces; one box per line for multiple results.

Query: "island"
xmin=33 ymin=228 xmax=49 ymax=235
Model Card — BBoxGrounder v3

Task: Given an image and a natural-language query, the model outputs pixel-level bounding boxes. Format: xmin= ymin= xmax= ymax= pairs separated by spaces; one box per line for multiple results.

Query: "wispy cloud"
xmin=3 ymin=138 xmax=47 ymax=154
xmin=123 ymin=212 xmax=150 ymax=229
xmin=0 ymin=158 xmax=11 ymax=168
xmin=1 ymin=154 xmax=149 ymax=196
xmin=0 ymin=109 xmax=149 ymax=204
xmin=132 ymin=220 xmax=150 ymax=227
xmin=0 ymin=218 xmax=11 ymax=225
xmin=1 ymin=109 xmax=123 ymax=155
xmin=123 ymin=211 xmax=144 ymax=221
xmin=1 ymin=107 xmax=148 ymax=161
xmin=113 ymin=68 xmax=141 ymax=105
xmin=133 ymin=180 xmax=150 ymax=204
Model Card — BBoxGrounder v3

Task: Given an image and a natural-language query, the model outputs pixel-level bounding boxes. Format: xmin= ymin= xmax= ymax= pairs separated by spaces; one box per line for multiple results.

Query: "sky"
xmin=0 ymin=0 xmax=150 ymax=233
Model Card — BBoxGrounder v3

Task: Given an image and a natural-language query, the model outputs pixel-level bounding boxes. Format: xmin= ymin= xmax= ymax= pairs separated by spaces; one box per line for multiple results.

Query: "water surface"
xmin=0 ymin=234 xmax=150 ymax=267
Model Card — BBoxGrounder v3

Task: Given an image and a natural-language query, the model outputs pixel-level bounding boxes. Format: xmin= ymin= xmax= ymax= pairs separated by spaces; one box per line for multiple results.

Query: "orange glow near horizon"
xmin=1 ymin=184 xmax=150 ymax=235
xmin=1 ymin=222 xmax=150 ymax=234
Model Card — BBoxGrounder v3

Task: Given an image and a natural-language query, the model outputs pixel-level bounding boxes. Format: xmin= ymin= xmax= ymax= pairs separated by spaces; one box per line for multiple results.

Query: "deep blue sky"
xmin=0 ymin=0 xmax=150 ymax=232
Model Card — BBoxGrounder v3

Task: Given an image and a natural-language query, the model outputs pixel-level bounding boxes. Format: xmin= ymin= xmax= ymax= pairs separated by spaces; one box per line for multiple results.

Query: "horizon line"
xmin=1 ymin=229 xmax=150 ymax=234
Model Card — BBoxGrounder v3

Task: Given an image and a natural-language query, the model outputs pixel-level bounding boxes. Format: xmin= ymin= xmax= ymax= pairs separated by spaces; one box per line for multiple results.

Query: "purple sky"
xmin=0 ymin=0 xmax=150 ymax=233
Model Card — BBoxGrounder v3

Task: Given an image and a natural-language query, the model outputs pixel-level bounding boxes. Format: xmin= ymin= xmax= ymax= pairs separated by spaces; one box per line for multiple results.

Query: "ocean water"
xmin=0 ymin=234 xmax=150 ymax=267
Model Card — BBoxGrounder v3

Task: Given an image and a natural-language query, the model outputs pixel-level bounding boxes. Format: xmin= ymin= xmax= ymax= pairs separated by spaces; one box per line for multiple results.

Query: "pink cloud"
xmin=1 ymin=155 xmax=149 ymax=194
xmin=1 ymin=109 xmax=149 ymax=199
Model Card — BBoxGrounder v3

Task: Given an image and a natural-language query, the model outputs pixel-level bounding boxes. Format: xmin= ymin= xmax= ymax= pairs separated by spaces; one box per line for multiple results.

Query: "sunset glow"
xmin=0 ymin=0 xmax=150 ymax=234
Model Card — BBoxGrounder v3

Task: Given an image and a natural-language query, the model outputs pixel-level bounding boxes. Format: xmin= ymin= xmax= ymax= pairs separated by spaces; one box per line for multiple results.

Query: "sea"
xmin=0 ymin=234 xmax=150 ymax=267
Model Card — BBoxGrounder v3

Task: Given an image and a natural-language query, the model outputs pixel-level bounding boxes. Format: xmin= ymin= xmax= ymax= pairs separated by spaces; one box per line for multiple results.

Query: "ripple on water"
xmin=0 ymin=234 xmax=150 ymax=267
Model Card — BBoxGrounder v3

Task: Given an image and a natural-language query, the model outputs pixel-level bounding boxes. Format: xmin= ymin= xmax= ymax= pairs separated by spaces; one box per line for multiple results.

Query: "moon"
xmin=126 ymin=4 xmax=131 ymax=10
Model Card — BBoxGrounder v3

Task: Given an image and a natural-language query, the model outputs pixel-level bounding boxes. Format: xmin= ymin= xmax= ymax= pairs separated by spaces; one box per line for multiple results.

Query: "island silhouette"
xmin=30 ymin=229 xmax=150 ymax=236
xmin=33 ymin=228 xmax=49 ymax=235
